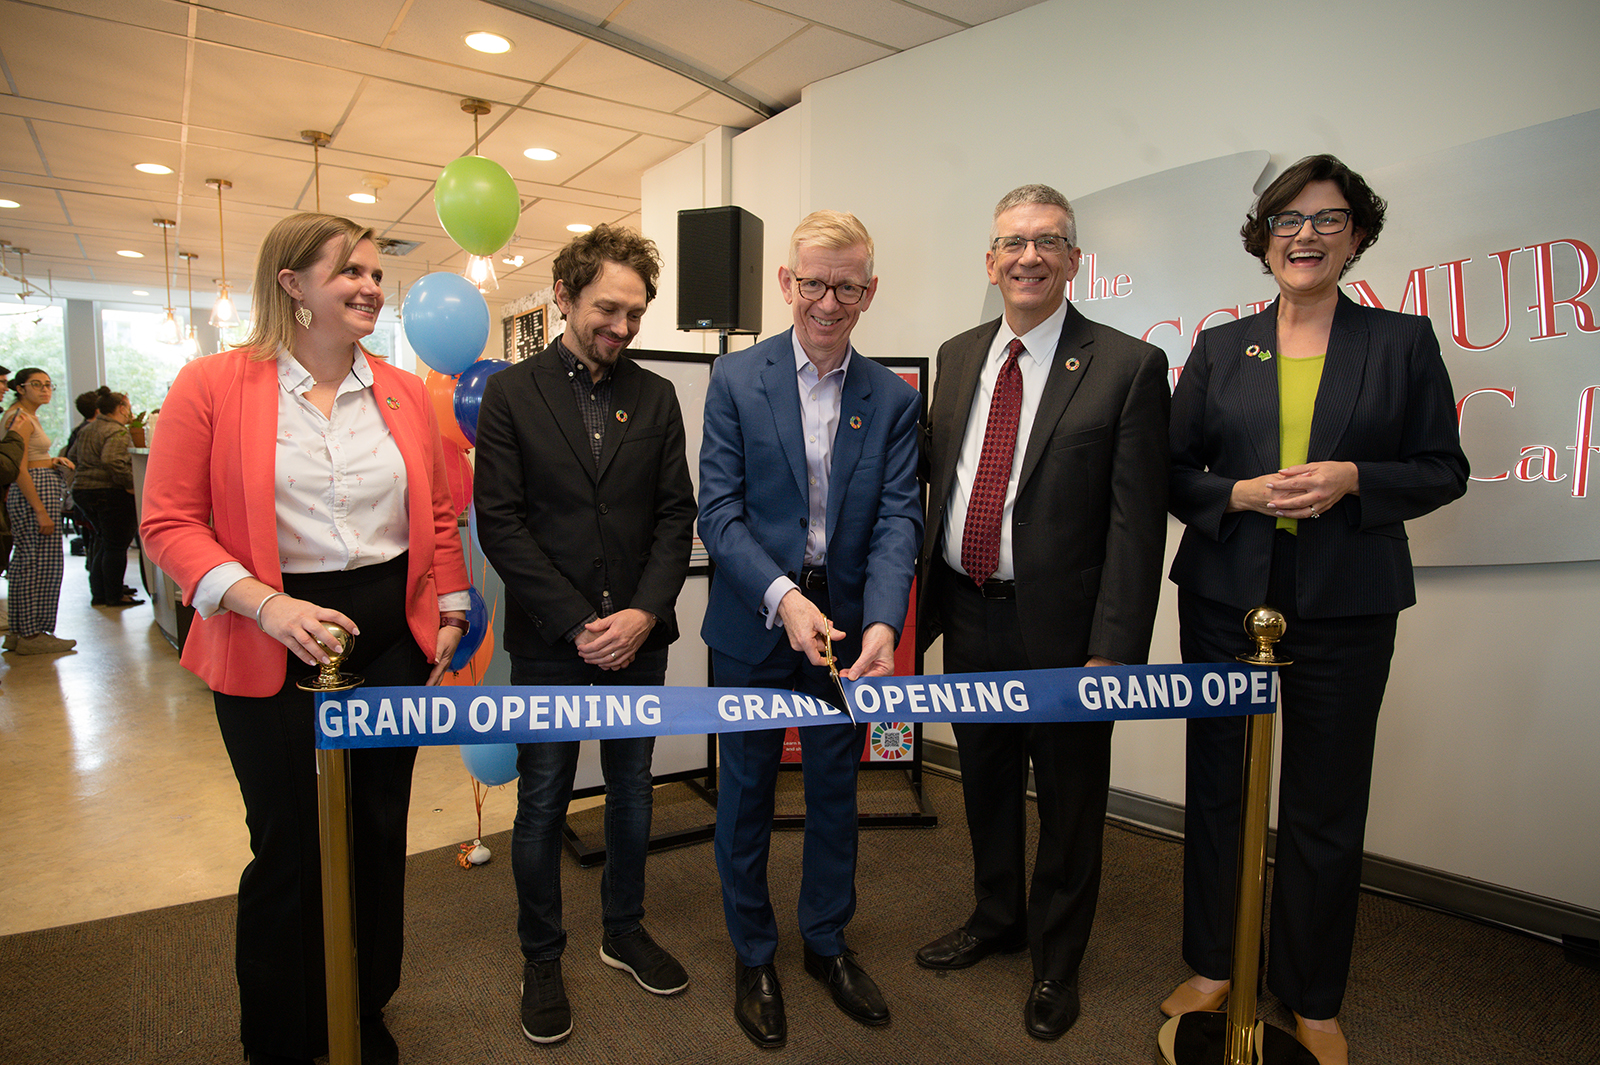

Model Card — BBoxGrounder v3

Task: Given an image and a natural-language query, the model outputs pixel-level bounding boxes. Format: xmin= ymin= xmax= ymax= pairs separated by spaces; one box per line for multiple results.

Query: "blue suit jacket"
xmin=699 ymin=329 xmax=923 ymax=666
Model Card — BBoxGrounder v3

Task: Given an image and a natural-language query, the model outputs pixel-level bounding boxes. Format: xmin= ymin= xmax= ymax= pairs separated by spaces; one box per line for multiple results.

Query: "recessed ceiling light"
xmin=566 ymin=223 xmax=593 ymax=233
xmin=117 ymin=249 xmax=145 ymax=258
xmin=348 ymin=192 xmax=377 ymax=204
xmin=131 ymin=289 xmax=150 ymax=296
xmin=523 ymin=147 xmax=559 ymax=162
xmin=465 ymin=31 xmax=512 ymax=54
xmin=0 ymin=199 xmax=19 ymax=209
xmin=134 ymin=163 xmax=173 ymax=175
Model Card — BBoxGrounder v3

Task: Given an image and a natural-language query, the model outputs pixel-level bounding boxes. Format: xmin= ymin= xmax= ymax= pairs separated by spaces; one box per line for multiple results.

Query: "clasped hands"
xmin=1228 ymin=461 xmax=1359 ymax=520
xmin=576 ymin=608 xmax=656 ymax=672
xmin=776 ymin=589 xmax=895 ymax=680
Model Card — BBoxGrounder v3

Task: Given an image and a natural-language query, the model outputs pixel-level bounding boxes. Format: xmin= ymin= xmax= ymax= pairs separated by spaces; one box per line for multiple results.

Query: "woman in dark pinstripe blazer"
xmin=1161 ymin=156 xmax=1468 ymax=1065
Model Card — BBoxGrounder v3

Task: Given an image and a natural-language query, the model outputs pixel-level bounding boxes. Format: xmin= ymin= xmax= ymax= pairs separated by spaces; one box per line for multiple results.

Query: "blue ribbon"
xmin=314 ymin=662 xmax=1274 ymax=750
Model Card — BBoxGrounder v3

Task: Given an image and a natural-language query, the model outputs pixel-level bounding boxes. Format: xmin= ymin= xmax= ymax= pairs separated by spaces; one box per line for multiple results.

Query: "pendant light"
xmin=458 ymin=97 xmax=499 ymax=293
xmin=301 ymin=130 xmax=331 ymax=212
xmin=154 ymin=218 xmax=182 ymax=344
xmin=178 ymin=251 xmax=199 ymax=358
xmin=207 ymin=178 xmax=237 ymax=326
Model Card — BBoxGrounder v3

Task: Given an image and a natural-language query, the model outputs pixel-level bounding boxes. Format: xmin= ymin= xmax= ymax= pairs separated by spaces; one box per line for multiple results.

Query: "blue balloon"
xmin=453 ymin=358 xmax=511 ymax=445
xmin=402 ymin=272 xmax=489 ymax=375
xmin=461 ymin=743 xmax=519 ymax=787
xmin=449 ymin=585 xmax=490 ymax=671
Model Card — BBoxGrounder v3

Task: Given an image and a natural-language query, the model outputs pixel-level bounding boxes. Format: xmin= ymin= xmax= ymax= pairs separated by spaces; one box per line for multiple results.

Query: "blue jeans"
xmin=510 ymin=646 xmax=667 ymax=961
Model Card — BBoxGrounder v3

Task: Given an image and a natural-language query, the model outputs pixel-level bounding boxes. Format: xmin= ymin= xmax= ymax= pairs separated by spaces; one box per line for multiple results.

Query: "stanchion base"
xmin=1156 ymin=1011 xmax=1319 ymax=1065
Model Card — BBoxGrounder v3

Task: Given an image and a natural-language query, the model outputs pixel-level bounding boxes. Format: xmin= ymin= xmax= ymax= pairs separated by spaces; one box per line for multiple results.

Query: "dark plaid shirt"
xmin=557 ymin=338 xmax=615 ymax=627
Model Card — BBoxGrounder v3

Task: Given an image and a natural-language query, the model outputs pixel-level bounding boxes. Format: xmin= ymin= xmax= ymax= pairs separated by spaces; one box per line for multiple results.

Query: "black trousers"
xmin=1179 ymin=531 xmax=1397 ymax=1019
xmin=212 ymin=554 xmax=427 ymax=1060
xmin=937 ymin=565 xmax=1113 ymax=982
xmin=74 ymin=487 xmax=136 ymax=603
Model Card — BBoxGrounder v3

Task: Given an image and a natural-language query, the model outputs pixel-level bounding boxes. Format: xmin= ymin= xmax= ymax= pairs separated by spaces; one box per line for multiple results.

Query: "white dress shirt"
xmin=759 ymin=333 xmax=852 ymax=628
xmin=941 ymin=300 xmax=1069 ymax=581
xmin=194 ymin=347 xmax=470 ymax=618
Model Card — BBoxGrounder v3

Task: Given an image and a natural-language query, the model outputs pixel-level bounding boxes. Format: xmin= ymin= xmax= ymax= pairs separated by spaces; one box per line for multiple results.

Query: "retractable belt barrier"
xmin=314 ymin=661 xmax=1278 ymax=750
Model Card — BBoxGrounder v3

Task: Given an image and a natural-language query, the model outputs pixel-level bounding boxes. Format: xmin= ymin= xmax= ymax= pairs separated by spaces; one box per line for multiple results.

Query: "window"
xmin=0 ymin=303 xmax=68 ymax=447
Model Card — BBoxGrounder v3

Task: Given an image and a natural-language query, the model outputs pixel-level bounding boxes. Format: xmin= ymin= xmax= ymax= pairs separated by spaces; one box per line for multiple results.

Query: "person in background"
xmin=140 ymin=212 xmax=472 ymax=1065
xmin=699 ymin=210 xmax=922 ymax=1050
xmin=2 ymin=368 xmax=77 ymax=654
xmin=0 ymin=363 xmax=14 ymax=630
xmin=473 ymin=223 xmax=696 ymax=1047
xmin=71 ymin=390 xmax=143 ymax=607
xmin=915 ymin=183 xmax=1170 ymax=1042
xmin=1163 ymin=155 xmax=1468 ymax=1065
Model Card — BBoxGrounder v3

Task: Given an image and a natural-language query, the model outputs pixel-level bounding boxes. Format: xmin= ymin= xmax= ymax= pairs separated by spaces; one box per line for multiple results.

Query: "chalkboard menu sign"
xmin=507 ymin=306 xmax=546 ymax=363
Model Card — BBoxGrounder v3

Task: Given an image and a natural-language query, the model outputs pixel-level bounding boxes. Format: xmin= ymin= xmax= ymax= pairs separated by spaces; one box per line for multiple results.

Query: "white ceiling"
xmin=0 ymin=0 xmax=1043 ymax=315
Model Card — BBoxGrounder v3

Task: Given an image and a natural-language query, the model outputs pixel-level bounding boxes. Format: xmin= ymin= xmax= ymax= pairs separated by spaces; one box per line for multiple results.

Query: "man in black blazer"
xmin=474 ymin=225 xmax=696 ymax=1047
xmin=916 ymin=184 xmax=1170 ymax=1040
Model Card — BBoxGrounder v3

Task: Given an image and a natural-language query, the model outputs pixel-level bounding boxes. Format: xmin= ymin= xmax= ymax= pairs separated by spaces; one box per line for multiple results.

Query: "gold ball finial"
xmin=1237 ymin=606 xmax=1292 ymax=665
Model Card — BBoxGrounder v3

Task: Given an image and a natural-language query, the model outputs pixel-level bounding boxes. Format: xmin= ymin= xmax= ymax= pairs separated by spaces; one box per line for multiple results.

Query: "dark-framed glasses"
xmin=1266 ymin=209 xmax=1352 ymax=237
xmin=794 ymin=277 xmax=869 ymax=305
xmin=991 ymin=234 xmax=1073 ymax=256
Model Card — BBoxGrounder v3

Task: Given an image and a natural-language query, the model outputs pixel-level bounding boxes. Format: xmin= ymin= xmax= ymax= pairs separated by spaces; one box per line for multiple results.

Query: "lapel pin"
xmin=849 ymin=415 xmax=862 ymax=430
xmin=615 ymin=410 xmax=629 ymax=423
xmin=1246 ymin=345 xmax=1273 ymax=362
xmin=1065 ymin=357 xmax=1080 ymax=371
xmin=385 ymin=396 xmax=399 ymax=409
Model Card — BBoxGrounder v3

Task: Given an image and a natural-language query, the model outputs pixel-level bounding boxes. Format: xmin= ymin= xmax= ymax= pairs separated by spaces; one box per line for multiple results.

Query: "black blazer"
xmin=920 ymin=301 xmax=1172 ymax=667
xmin=473 ymin=340 xmax=696 ymax=660
xmin=1168 ymin=293 xmax=1469 ymax=618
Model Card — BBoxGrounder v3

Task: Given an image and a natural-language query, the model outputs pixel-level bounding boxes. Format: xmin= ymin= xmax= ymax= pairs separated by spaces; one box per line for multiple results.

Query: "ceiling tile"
xmin=730 ymin=26 xmax=893 ymax=109
xmin=481 ymin=106 xmax=635 ymax=187
xmin=543 ymin=40 xmax=706 ymax=114
xmin=1 ymin=4 xmax=188 ymax=122
xmin=567 ymin=134 xmax=691 ymax=198
xmin=607 ymin=0 xmax=806 ymax=81
xmin=205 ymin=0 xmax=413 ymax=49
xmin=775 ymin=0 xmax=967 ymax=50
xmin=384 ymin=0 xmax=592 ymax=83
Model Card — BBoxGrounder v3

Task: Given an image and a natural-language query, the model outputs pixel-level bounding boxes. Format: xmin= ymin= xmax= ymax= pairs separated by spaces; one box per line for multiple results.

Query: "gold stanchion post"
xmin=301 ymin=624 xmax=364 ymax=1064
xmin=1156 ymin=608 xmax=1316 ymax=1065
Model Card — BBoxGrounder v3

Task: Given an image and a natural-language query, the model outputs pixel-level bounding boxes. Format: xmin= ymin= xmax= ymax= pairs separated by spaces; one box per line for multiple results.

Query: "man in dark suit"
xmin=916 ymin=184 xmax=1170 ymax=1040
xmin=474 ymin=224 xmax=696 ymax=1047
xmin=699 ymin=210 xmax=922 ymax=1050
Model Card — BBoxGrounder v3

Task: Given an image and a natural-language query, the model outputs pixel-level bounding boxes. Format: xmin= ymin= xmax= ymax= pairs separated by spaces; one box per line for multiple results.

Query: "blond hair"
xmin=241 ymin=213 xmax=375 ymax=360
xmin=789 ymin=210 xmax=875 ymax=278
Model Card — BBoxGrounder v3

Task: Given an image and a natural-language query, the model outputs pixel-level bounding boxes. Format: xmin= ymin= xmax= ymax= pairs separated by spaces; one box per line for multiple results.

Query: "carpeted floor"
xmin=2 ymin=772 xmax=1595 ymax=1064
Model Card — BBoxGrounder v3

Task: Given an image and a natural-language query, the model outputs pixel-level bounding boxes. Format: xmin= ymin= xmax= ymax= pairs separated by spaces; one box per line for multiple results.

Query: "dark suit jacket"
xmin=1168 ymin=293 xmax=1469 ymax=618
xmin=921 ymin=301 xmax=1171 ymax=667
xmin=698 ymin=329 xmax=923 ymax=666
xmin=473 ymin=339 xmax=696 ymax=660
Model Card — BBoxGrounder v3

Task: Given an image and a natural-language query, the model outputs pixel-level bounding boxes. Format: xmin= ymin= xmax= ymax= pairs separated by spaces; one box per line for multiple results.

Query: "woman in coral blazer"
xmin=141 ymin=213 xmax=471 ymax=1065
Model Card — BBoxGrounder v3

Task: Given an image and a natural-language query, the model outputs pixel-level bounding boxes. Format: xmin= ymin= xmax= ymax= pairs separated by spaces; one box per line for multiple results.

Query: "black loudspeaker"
xmin=678 ymin=206 xmax=763 ymax=334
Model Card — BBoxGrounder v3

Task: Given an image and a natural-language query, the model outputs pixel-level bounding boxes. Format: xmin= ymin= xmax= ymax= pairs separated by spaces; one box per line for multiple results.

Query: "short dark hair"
xmin=0 ymin=365 xmax=10 ymax=377
xmin=551 ymin=224 xmax=662 ymax=311
xmin=96 ymin=390 xmax=129 ymax=416
xmin=76 ymin=387 xmax=108 ymax=420
xmin=1241 ymin=154 xmax=1386 ymax=276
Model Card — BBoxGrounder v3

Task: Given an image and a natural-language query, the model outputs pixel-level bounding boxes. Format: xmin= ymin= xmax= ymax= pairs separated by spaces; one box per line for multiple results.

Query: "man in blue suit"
xmin=699 ymin=210 xmax=922 ymax=1050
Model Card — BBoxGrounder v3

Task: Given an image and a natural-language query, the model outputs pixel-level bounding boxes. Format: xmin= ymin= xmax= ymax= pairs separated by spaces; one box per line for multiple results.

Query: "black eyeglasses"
xmin=991 ymin=234 xmax=1073 ymax=256
xmin=794 ymin=278 xmax=869 ymax=305
xmin=1266 ymin=209 xmax=1352 ymax=236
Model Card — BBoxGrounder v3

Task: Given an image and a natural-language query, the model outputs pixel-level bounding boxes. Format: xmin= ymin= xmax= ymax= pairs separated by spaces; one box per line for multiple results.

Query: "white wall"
xmin=640 ymin=0 xmax=1600 ymax=912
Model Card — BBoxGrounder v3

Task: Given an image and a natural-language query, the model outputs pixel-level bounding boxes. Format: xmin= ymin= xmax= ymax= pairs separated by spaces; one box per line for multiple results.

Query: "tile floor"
xmin=0 ymin=550 xmax=521 ymax=936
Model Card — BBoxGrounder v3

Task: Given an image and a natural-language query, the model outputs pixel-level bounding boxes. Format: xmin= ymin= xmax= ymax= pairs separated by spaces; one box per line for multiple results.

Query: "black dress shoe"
xmin=735 ymin=961 xmax=786 ymax=1049
xmin=915 ymin=926 xmax=1028 ymax=970
xmin=1024 ymin=978 xmax=1080 ymax=1041
xmin=803 ymin=945 xmax=890 ymax=1026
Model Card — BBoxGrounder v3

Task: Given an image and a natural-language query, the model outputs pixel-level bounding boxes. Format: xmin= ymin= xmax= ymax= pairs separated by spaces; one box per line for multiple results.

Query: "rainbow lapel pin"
xmin=615 ymin=410 xmax=629 ymax=423
xmin=1246 ymin=345 xmax=1273 ymax=362
xmin=849 ymin=415 xmax=862 ymax=430
xmin=1064 ymin=357 xmax=1080 ymax=371
xmin=385 ymin=396 xmax=399 ymax=409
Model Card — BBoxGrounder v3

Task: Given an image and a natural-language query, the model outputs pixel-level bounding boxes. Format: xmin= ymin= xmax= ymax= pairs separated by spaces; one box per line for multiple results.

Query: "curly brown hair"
xmin=1241 ymin=154 xmax=1386 ymax=277
xmin=551 ymin=224 xmax=662 ymax=309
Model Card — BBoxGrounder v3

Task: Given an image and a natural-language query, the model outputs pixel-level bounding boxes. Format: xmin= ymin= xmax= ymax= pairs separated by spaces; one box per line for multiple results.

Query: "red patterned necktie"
xmin=961 ymin=337 xmax=1025 ymax=586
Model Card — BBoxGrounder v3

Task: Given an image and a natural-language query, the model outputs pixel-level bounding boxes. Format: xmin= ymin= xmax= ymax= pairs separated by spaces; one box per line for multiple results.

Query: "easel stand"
xmin=1157 ymin=608 xmax=1316 ymax=1065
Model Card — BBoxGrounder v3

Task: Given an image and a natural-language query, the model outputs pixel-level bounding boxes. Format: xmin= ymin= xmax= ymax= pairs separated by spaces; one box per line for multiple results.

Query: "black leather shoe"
xmin=803 ymin=945 xmax=890 ymax=1026
xmin=1024 ymin=978 xmax=1080 ymax=1041
xmin=915 ymin=926 xmax=1027 ymax=970
xmin=735 ymin=962 xmax=786 ymax=1049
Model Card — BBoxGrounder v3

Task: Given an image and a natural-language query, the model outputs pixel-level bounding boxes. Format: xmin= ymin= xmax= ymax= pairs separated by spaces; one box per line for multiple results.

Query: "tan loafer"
xmin=1294 ymin=1014 xmax=1348 ymax=1065
xmin=1160 ymin=978 xmax=1230 ymax=1017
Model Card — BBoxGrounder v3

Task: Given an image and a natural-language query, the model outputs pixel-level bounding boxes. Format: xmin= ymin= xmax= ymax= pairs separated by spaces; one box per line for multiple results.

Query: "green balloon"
xmin=434 ymin=155 xmax=520 ymax=256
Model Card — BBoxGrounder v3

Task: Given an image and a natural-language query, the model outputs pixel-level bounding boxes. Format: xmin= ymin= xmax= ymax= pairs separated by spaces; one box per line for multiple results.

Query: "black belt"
xmin=799 ymin=567 xmax=827 ymax=591
xmin=943 ymin=561 xmax=1015 ymax=599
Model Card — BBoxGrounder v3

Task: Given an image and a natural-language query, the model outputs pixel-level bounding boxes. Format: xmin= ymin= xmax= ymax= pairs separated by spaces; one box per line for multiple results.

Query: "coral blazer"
xmin=140 ymin=347 xmax=471 ymax=697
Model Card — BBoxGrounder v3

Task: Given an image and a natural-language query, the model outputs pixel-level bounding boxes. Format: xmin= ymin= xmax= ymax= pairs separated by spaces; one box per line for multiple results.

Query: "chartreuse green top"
xmin=1276 ymin=354 xmax=1325 ymax=534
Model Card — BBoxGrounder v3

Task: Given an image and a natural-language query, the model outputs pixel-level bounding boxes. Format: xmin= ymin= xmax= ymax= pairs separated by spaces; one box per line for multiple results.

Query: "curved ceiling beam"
xmin=480 ymin=0 xmax=778 ymax=120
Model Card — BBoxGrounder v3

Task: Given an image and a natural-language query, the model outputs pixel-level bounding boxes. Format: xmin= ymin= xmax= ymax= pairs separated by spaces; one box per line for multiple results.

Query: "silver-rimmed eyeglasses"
xmin=794 ymin=278 xmax=869 ymax=305
xmin=1267 ymin=209 xmax=1352 ymax=237
xmin=991 ymin=234 xmax=1073 ymax=256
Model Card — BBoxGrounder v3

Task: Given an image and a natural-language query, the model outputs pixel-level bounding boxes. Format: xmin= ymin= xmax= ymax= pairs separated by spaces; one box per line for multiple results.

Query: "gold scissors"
xmin=822 ymin=624 xmax=856 ymax=722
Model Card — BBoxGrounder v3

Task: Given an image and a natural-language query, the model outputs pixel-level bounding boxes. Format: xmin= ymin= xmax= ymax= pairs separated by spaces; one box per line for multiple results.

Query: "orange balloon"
xmin=424 ymin=369 xmax=471 ymax=451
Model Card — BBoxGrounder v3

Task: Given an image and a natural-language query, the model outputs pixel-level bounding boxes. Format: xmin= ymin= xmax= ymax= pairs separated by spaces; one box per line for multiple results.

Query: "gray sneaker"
xmin=601 ymin=926 xmax=689 ymax=995
xmin=520 ymin=959 xmax=572 ymax=1045
xmin=14 ymin=633 xmax=76 ymax=654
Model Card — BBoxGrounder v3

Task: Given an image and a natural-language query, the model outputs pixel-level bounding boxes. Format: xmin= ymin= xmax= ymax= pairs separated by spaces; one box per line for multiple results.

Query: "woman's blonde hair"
xmin=240 ymin=213 xmax=375 ymax=360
